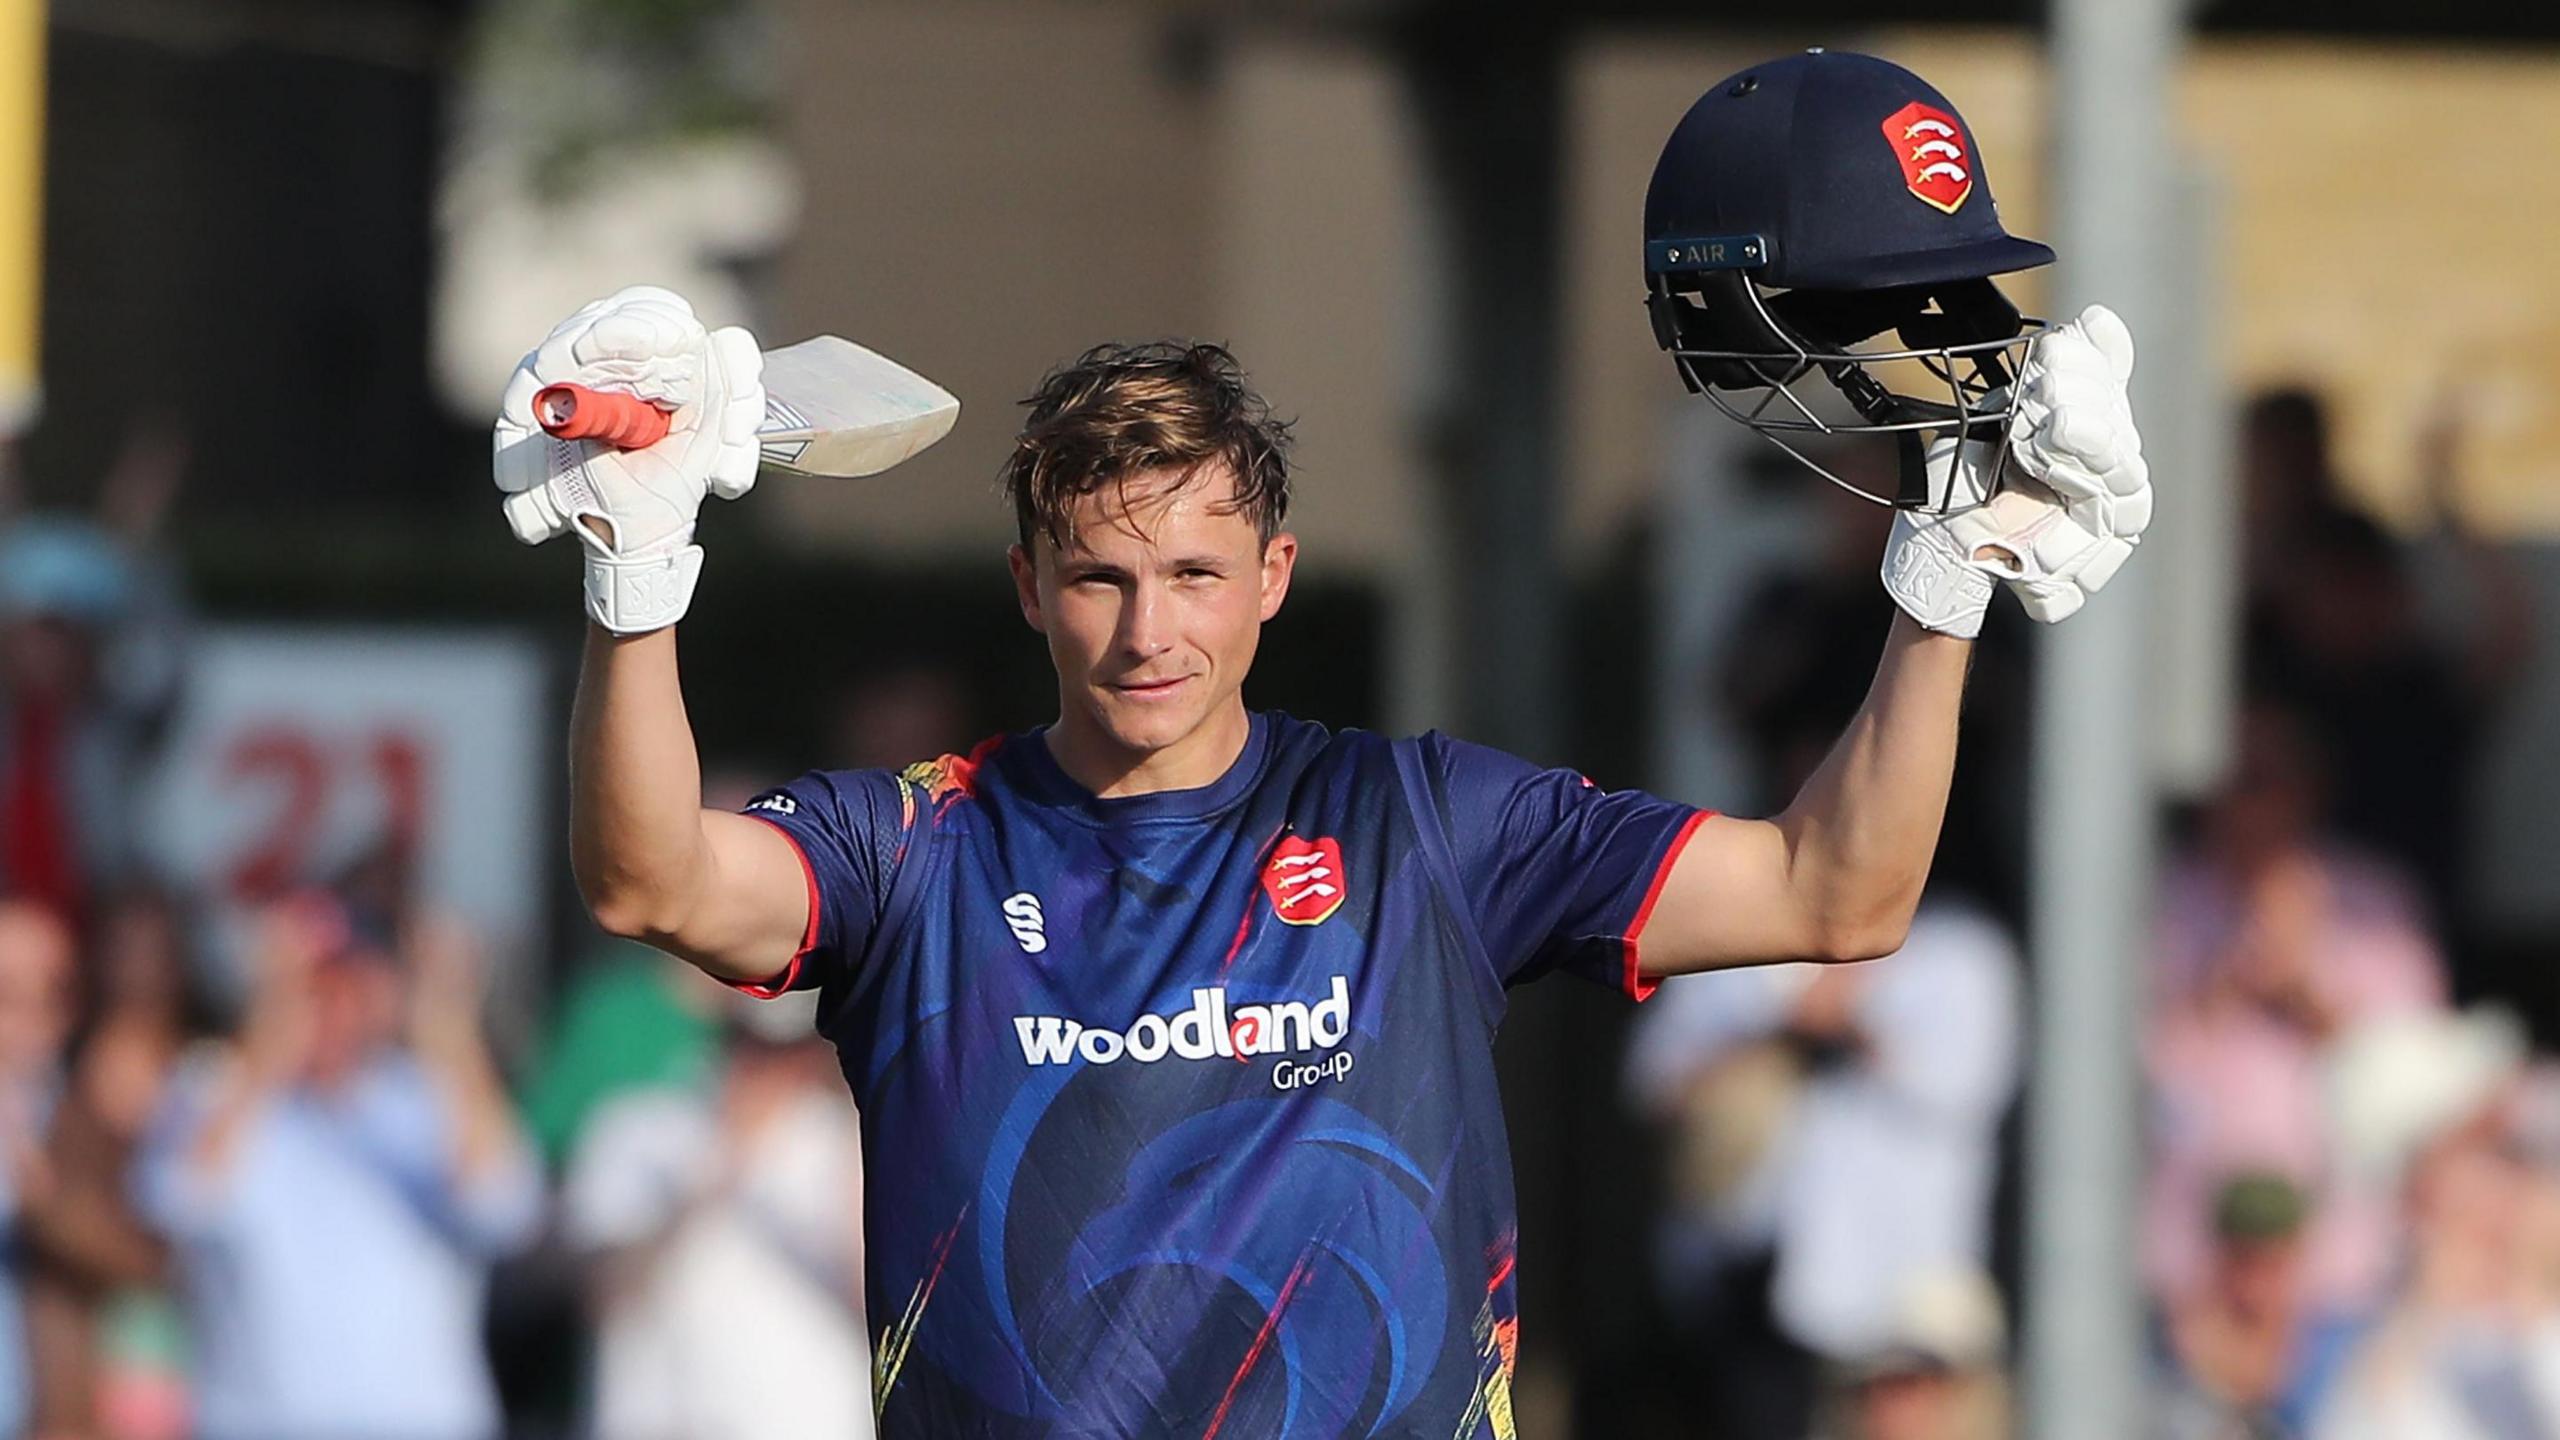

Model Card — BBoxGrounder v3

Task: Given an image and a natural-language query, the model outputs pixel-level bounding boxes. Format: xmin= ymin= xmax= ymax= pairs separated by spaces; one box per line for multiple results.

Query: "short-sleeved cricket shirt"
xmin=741 ymin=711 xmax=1706 ymax=1438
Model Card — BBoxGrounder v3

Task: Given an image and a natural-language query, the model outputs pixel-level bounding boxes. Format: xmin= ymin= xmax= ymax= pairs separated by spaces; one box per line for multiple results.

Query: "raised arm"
xmin=490 ymin=287 xmax=813 ymax=986
xmin=1638 ymin=305 xmax=2155 ymax=978
xmin=1640 ymin=616 xmax=1970 ymax=971
xmin=569 ymin=627 xmax=812 ymax=983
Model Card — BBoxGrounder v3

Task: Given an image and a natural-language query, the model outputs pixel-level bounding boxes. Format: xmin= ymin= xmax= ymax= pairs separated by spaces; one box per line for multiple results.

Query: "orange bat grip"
xmin=532 ymin=383 xmax=671 ymax=449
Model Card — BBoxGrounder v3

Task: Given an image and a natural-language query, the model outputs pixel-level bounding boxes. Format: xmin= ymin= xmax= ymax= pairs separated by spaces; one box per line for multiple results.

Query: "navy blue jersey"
xmin=739 ymin=712 xmax=1706 ymax=1438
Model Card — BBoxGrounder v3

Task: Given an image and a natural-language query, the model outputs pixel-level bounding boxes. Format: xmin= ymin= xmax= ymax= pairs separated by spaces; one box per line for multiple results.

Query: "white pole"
xmin=2026 ymin=0 xmax=2186 ymax=1434
xmin=2145 ymin=168 xmax=2239 ymax=802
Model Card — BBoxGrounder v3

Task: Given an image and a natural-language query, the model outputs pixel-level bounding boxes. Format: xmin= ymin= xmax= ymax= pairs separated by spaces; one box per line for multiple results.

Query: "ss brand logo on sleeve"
xmin=1001 ymin=892 xmax=1047 ymax=953
xmin=1261 ymin=835 xmax=1346 ymax=926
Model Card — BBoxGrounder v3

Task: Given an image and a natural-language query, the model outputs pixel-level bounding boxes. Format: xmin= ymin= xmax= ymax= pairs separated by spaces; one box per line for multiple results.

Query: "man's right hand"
xmin=492 ymin=287 xmax=767 ymax=635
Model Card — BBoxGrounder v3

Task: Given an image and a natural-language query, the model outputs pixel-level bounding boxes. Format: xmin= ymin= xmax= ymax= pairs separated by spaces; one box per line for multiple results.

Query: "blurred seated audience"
xmin=2241 ymin=387 xmax=2531 ymax=935
xmin=2312 ymin=1009 xmax=2560 ymax=1440
xmin=564 ymin=990 xmax=869 ymax=1440
xmin=132 ymin=895 xmax=539 ymax=1440
xmin=2152 ymin=1173 xmax=2361 ymax=1438
xmin=2146 ymin=696 xmax=2449 ymax=1317
xmin=25 ymin=888 xmax=212 ymax=1440
xmin=1811 ymin=1267 xmax=2010 ymax=1440
xmin=1627 ymin=895 xmax=2018 ymax=1438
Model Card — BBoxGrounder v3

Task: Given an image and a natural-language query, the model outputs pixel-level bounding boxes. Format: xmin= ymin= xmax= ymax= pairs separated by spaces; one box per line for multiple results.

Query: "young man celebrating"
xmin=493 ymin=51 xmax=2150 ymax=1440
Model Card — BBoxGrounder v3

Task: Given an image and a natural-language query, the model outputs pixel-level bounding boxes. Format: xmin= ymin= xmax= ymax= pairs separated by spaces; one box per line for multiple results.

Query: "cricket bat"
xmin=532 ymin=335 xmax=960 ymax=479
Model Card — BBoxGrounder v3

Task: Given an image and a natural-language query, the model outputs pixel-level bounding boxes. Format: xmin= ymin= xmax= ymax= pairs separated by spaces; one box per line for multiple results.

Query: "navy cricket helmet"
xmin=1644 ymin=50 xmax=2054 ymax=506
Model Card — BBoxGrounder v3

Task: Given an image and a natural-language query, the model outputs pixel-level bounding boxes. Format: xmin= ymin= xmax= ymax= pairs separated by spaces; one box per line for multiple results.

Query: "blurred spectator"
xmin=519 ymin=943 xmax=719 ymax=1171
xmin=2312 ymin=1009 xmax=2560 ymax=1440
xmin=564 ymin=990 xmax=870 ymax=1440
xmin=1812 ymin=1267 xmax=2011 ymax=1440
xmin=0 ymin=519 xmax=141 ymax=918
xmin=133 ymin=896 xmax=539 ymax=1440
xmin=0 ymin=426 xmax=190 ymax=920
xmin=2146 ymin=696 xmax=2449 ymax=1316
xmin=2242 ymin=387 xmax=2532 ymax=932
xmin=2153 ymin=1173 xmax=2361 ymax=1439
xmin=24 ymin=889 xmax=215 ymax=1440
xmin=507 ymin=765 xmax=865 ymax=1432
xmin=520 ymin=767 xmax=778 ymax=1170
xmin=1626 ymin=898 xmax=2019 ymax=1437
xmin=2237 ymin=389 xmax=2359 ymax=614
xmin=0 ymin=901 xmax=75 ymax=1437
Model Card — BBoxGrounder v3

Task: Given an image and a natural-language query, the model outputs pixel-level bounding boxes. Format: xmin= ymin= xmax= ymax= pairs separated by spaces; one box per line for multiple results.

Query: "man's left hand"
xmin=1879 ymin=303 xmax=2153 ymax=635
xmin=1996 ymin=303 xmax=2152 ymax=622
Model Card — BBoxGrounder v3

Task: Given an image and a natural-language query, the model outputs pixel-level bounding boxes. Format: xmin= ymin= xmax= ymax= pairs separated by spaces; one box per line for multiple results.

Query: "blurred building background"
xmin=0 ymin=0 xmax=2557 ymax=1436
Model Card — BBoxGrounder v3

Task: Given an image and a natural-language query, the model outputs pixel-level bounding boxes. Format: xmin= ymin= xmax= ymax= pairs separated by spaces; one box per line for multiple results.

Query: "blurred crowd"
xmin=0 ymin=878 xmax=870 ymax=1440
xmin=1632 ymin=387 xmax=2549 ymax=1440
xmin=0 ymin=442 xmax=885 ymax=1440
xmin=2138 ymin=387 xmax=2544 ymax=1440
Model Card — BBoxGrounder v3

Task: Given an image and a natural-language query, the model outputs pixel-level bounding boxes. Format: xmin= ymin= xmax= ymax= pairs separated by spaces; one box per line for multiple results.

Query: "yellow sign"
xmin=0 ymin=0 xmax=40 ymax=436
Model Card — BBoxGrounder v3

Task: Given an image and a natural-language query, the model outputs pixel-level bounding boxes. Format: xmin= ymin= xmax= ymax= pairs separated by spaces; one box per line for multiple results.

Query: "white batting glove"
xmin=491 ymin=286 xmax=766 ymax=635
xmin=1879 ymin=303 xmax=2153 ymax=635
xmin=1999 ymin=304 xmax=2152 ymax=622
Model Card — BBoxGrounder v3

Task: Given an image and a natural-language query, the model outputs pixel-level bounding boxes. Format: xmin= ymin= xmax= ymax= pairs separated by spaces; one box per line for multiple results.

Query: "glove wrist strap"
xmin=1882 ymin=515 xmax=1995 ymax=641
xmin=583 ymin=543 xmax=703 ymax=635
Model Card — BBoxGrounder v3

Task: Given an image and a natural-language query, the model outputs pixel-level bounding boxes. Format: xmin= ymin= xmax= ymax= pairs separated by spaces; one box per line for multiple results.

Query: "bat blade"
xmin=752 ymin=335 xmax=960 ymax=478
xmin=528 ymin=334 xmax=958 ymax=479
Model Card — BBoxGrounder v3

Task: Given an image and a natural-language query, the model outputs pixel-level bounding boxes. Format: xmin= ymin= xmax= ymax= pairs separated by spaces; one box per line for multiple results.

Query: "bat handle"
xmin=532 ymin=383 xmax=672 ymax=449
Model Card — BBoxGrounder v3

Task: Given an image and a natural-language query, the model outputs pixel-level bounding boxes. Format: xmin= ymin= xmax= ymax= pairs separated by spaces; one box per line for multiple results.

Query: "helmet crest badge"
xmin=1884 ymin=101 xmax=1972 ymax=214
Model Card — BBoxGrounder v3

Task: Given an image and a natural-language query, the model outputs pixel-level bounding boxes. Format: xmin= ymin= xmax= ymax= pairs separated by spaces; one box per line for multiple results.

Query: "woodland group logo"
xmin=1012 ymin=976 xmax=1355 ymax=1089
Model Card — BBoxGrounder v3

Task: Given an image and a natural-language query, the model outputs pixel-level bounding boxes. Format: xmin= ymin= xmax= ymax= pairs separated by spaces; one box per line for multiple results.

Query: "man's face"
xmin=2211 ymin=1234 xmax=2304 ymax=1323
xmin=1009 ymin=464 xmax=1295 ymax=765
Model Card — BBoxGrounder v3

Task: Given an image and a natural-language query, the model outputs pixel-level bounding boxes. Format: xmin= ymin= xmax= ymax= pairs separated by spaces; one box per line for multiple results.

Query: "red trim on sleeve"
xmin=1621 ymin=809 xmax=1713 ymax=1001
xmin=729 ymin=814 xmax=822 ymax=999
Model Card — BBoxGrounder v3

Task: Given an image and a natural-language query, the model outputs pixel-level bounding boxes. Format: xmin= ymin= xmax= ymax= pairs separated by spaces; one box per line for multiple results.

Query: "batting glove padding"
xmin=491 ymin=286 xmax=767 ymax=635
xmin=1879 ymin=303 xmax=2152 ymax=636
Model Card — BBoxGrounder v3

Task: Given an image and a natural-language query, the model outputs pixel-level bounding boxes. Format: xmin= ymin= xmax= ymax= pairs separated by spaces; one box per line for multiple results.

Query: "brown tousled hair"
xmin=1002 ymin=341 xmax=1293 ymax=550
